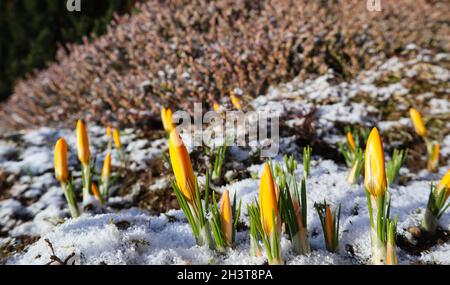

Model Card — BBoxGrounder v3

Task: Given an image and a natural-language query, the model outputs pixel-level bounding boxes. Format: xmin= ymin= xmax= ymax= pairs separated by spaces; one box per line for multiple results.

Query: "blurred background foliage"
xmin=0 ymin=0 xmax=139 ymax=101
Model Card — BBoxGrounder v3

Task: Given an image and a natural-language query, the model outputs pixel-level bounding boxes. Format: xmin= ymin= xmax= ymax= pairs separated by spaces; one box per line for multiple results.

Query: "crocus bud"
xmin=230 ymin=93 xmax=242 ymax=111
xmin=427 ymin=143 xmax=439 ymax=172
xmin=54 ymin=138 xmax=69 ymax=184
xmin=76 ymin=120 xmax=90 ymax=166
xmin=102 ymin=152 xmax=112 ymax=179
xmin=169 ymin=130 xmax=196 ymax=204
xmin=259 ymin=163 xmax=279 ymax=236
xmin=409 ymin=108 xmax=427 ymax=137
xmin=437 ymin=170 xmax=450 ymax=202
xmin=161 ymin=107 xmax=175 ymax=133
xmin=364 ymin=128 xmax=387 ymax=198
xmin=386 ymin=227 xmax=398 ymax=265
xmin=113 ymin=129 xmax=122 ymax=149
xmin=347 ymin=131 xmax=356 ymax=151
xmin=325 ymin=206 xmax=334 ymax=249
xmin=91 ymin=183 xmax=102 ymax=202
xmin=386 ymin=238 xmax=398 ymax=265
xmin=220 ymin=190 xmax=233 ymax=245
xmin=213 ymin=102 xmax=221 ymax=112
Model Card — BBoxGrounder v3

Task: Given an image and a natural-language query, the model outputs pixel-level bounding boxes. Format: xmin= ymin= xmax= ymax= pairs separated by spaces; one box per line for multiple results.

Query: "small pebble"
xmin=408 ymin=226 xmax=422 ymax=239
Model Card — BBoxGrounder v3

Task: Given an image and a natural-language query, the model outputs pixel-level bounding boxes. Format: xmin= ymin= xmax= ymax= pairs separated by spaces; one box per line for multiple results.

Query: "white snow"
xmin=420 ymin=243 xmax=450 ymax=265
xmin=6 ymin=154 xmax=448 ymax=265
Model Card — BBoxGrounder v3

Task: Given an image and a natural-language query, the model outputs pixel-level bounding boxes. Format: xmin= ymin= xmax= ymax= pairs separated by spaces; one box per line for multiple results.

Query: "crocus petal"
xmin=347 ymin=131 xmax=356 ymax=151
xmin=169 ymin=130 xmax=196 ymax=204
xmin=230 ymin=94 xmax=242 ymax=110
xmin=220 ymin=190 xmax=233 ymax=245
xmin=113 ymin=129 xmax=122 ymax=149
xmin=162 ymin=108 xmax=175 ymax=133
xmin=427 ymin=143 xmax=440 ymax=172
xmin=438 ymin=170 xmax=450 ymax=201
xmin=386 ymin=240 xmax=398 ymax=265
xmin=409 ymin=108 xmax=427 ymax=137
xmin=161 ymin=108 xmax=167 ymax=131
xmin=165 ymin=109 xmax=175 ymax=132
xmin=259 ymin=163 xmax=278 ymax=236
xmin=364 ymin=128 xmax=387 ymax=197
xmin=91 ymin=183 xmax=102 ymax=201
xmin=432 ymin=144 xmax=440 ymax=161
xmin=325 ymin=206 xmax=334 ymax=249
xmin=213 ymin=102 xmax=221 ymax=112
xmin=102 ymin=152 xmax=112 ymax=179
xmin=76 ymin=120 xmax=90 ymax=166
xmin=54 ymin=138 xmax=69 ymax=184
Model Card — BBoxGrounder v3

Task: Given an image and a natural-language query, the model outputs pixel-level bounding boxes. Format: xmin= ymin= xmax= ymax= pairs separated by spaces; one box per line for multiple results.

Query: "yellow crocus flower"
xmin=213 ymin=102 xmax=221 ymax=112
xmin=113 ymin=129 xmax=122 ymax=149
xmin=347 ymin=131 xmax=356 ymax=151
xmin=409 ymin=108 xmax=427 ymax=137
xmin=161 ymin=107 xmax=175 ymax=133
xmin=325 ymin=205 xmax=334 ymax=249
xmin=437 ymin=170 xmax=450 ymax=201
xmin=230 ymin=93 xmax=242 ymax=111
xmin=259 ymin=163 xmax=279 ymax=236
xmin=169 ymin=130 xmax=196 ymax=204
xmin=427 ymin=143 xmax=439 ymax=172
xmin=220 ymin=190 xmax=233 ymax=245
xmin=364 ymin=128 xmax=387 ymax=198
xmin=54 ymin=138 xmax=69 ymax=184
xmin=386 ymin=235 xmax=398 ymax=265
xmin=91 ymin=183 xmax=102 ymax=202
xmin=102 ymin=152 xmax=112 ymax=179
xmin=76 ymin=120 xmax=90 ymax=166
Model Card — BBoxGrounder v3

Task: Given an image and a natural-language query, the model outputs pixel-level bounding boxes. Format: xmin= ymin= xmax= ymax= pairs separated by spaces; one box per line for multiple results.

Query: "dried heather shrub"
xmin=0 ymin=0 xmax=448 ymax=130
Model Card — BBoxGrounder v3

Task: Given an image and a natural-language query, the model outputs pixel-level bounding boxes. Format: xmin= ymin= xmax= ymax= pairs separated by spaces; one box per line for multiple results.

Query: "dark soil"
xmin=0 ymin=170 xmax=16 ymax=201
xmin=397 ymin=226 xmax=450 ymax=257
